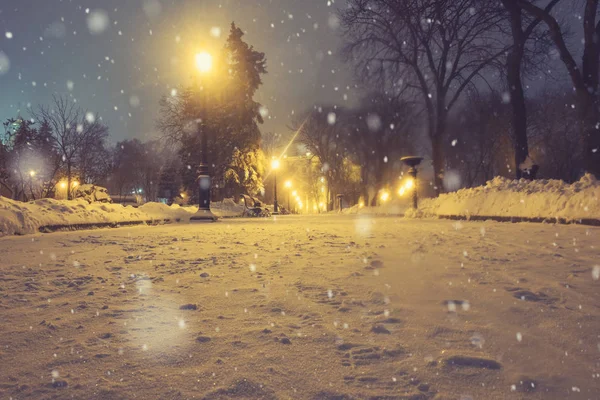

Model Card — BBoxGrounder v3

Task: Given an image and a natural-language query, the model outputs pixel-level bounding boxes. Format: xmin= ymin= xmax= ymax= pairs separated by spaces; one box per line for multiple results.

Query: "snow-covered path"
xmin=0 ymin=215 xmax=598 ymax=399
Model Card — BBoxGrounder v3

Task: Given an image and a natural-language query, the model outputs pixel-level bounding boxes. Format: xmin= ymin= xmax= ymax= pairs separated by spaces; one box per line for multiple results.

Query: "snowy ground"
xmin=0 ymin=215 xmax=598 ymax=399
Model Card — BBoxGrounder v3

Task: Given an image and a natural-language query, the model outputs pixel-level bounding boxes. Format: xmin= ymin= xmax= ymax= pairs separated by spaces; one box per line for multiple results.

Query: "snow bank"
xmin=410 ymin=174 xmax=600 ymax=221
xmin=0 ymin=197 xmax=194 ymax=237
xmin=0 ymin=196 xmax=250 ymax=237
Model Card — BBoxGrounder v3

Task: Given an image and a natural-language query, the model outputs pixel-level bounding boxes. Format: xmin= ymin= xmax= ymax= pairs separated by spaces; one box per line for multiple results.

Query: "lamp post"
xmin=400 ymin=156 xmax=424 ymax=209
xmin=284 ymin=180 xmax=292 ymax=212
xmin=271 ymin=159 xmax=280 ymax=215
xmin=190 ymin=51 xmax=217 ymax=222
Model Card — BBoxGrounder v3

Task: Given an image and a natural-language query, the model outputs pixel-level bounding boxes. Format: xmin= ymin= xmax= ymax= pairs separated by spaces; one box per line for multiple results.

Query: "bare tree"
xmin=346 ymin=93 xmax=416 ymax=205
xmin=296 ymin=106 xmax=353 ymax=208
xmin=446 ymin=92 xmax=511 ymax=187
xmin=527 ymin=89 xmax=583 ymax=182
xmin=33 ymin=95 xmax=109 ymax=199
xmin=261 ymin=131 xmax=283 ymax=160
xmin=516 ymin=0 xmax=600 ymax=178
xmin=341 ymin=0 xmax=506 ymax=193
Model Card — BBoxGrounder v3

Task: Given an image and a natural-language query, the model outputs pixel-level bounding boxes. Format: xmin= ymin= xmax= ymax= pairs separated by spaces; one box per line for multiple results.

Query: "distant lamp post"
xmin=284 ymin=180 xmax=292 ymax=211
xmin=401 ymin=156 xmax=424 ymax=209
xmin=191 ymin=51 xmax=217 ymax=222
xmin=271 ymin=159 xmax=280 ymax=215
xmin=379 ymin=190 xmax=390 ymax=203
xmin=29 ymin=170 xmax=36 ymax=177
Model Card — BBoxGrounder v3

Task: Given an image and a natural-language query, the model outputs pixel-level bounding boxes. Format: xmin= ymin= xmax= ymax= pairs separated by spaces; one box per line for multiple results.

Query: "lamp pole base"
xmin=190 ymin=209 xmax=219 ymax=222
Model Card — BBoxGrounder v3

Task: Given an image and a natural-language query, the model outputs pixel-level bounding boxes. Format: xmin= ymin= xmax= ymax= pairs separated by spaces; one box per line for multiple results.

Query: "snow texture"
xmin=0 ymin=215 xmax=598 ymax=399
xmin=0 ymin=197 xmax=245 ymax=237
xmin=410 ymin=174 xmax=600 ymax=221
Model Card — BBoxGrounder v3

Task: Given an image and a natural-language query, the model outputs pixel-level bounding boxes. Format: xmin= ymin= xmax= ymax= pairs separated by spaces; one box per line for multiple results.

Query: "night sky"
xmin=0 ymin=0 xmax=355 ymax=144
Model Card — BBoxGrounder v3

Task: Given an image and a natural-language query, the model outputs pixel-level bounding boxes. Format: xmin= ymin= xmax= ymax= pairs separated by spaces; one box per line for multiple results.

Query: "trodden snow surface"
xmin=0 ymin=215 xmax=599 ymax=399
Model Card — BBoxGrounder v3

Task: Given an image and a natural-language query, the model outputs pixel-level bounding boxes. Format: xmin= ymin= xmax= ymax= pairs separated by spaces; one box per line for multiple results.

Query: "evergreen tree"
xmin=158 ymin=22 xmax=268 ymax=200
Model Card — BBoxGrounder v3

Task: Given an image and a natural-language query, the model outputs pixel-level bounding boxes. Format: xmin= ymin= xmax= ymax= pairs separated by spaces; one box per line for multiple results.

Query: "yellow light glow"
xmin=284 ymin=180 xmax=292 ymax=188
xmin=359 ymin=201 xmax=365 ymax=208
xmin=292 ymin=190 xmax=297 ymax=197
xmin=404 ymin=178 xmax=414 ymax=190
xmin=29 ymin=170 xmax=36 ymax=177
xmin=380 ymin=191 xmax=390 ymax=202
xmin=195 ymin=52 xmax=213 ymax=73
xmin=320 ymin=177 xmax=325 ymax=183
xmin=72 ymin=181 xmax=79 ymax=187
xmin=271 ymin=159 xmax=280 ymax=169
xmin=319 ymin=202 xmax=324 ymax=209
xmin=59 ymin=181 xmax=67 ymax=189
xmin=398 ymin=187 xmax=406 ymax=196
xmin=180 ymin=193 xmax=186 ymax=198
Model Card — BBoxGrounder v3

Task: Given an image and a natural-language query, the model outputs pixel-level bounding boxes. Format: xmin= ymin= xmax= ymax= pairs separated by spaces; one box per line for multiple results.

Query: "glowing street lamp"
xmin=401 ymin=156 xmax=424 ymax=209
xmin=191 ymin=51 xmax=217 ymax=222
xmin=271 ymin=159 xmax=280 ymax=215
xmin=29 ymin=170 xmax=36 ymax=177
xmin=195 ymin=52 xmax=213 ymax=73
xmin=380 ymin=190 xmax=390 ymax=203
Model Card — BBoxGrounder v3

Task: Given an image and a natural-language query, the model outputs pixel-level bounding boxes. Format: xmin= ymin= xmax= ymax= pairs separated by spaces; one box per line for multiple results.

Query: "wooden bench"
xmin=239 ymin=195 xmax=271 ymax=217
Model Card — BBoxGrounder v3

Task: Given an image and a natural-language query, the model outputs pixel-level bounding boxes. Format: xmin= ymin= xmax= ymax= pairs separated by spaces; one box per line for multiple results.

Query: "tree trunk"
xmin=67 ymin=162 xmax=72 ymax=200
xmin=580 ymin=94 xmax=600 ymax=176
xmin=431 ymin=105 xmax=447 ymax=194
xmin=431 ymin=136 xmax=444 ymax=194
xmin=504 ymin=1 xmax=530 ymax=179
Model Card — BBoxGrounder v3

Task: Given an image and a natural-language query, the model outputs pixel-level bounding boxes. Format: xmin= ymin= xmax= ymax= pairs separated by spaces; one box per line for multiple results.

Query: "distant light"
xmin=380 ymin=191 xmax=390 ymax=202
xmin=210 ymin=26 xmax=222 ymax=38
xmin=284 ymin=180 xmax=292 ymax=188
xmin=404 ymin=178 xmax=414 ymax=190
xmin=271 ymin=159 xmax=280 ymax=170
xmin=72 ymin=181 xmax=79 ymax=187
xmin=29 ymin=170 xmax=36 ymax=177
xmin=358 ymin=201 xmax=365 ymax=208
xmin=398 ymin=187 xmax=406 ymax=196
xmin=59 ymin=181 xmax=67 ymax=189
xmin=292 ymin=190 xmax=297 ymax=197
xmin=180 ymin=193 xmax=186 ymax=198
xmin=195 ymin=52 xmax=213 ymax=73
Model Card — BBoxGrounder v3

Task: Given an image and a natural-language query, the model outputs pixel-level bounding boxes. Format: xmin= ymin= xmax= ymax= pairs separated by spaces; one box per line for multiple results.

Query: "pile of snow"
xmin=0 ymin=197 xmax=194 ymax=236
xmin=74 ymin=184 xmax=111 ymax=203
xmin=410 ymin=174 xmax=600 ymax=221
xmin=210 ymin=198 xmax=244 ymax=217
